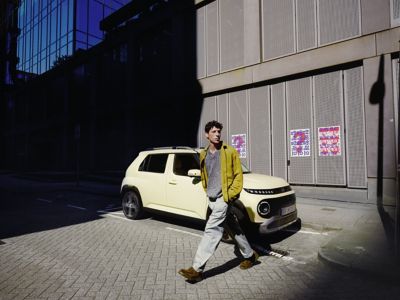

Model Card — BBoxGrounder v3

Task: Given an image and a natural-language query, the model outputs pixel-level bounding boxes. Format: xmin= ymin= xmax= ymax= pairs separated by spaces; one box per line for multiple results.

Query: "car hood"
xmin=243 ymin=173 xmax=289 ymax=189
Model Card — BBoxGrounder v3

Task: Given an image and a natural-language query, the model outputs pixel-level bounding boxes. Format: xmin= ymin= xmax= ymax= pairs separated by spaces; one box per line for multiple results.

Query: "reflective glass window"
xmin=88 ymin=0 xmax=103 ymax=38
xmin=50 ymin=8 xmax=57 ymax=44
xmin=77 ymin=0 xmax=88 ymax=32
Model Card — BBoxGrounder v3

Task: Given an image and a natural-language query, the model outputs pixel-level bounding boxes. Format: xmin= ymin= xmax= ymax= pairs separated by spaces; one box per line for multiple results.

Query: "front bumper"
xmin=259 ymin=210 xmax=298 ymax=234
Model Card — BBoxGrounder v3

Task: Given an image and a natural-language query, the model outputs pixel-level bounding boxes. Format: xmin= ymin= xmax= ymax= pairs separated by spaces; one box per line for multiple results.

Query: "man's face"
xmin=206 ymin=126 xmax=221 ymax=145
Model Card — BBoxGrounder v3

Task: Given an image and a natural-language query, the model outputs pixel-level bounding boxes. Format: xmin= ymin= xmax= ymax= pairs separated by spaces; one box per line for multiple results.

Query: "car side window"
xmin=139 ymin=154 xmax=168 ymax=173
xmin=173 ymin=153 xmax=200 ymax=176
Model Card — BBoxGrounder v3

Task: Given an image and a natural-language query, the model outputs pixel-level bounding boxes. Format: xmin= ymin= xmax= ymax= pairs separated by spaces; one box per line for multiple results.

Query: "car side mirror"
xmin=188 ymin=169 xmax=201 ymax=177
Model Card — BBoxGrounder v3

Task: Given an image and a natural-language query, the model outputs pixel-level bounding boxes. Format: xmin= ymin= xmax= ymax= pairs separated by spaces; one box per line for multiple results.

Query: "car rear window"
xmin=173 ymin=153 xmax=200 ymax=176
xmin=139 ymin=154 xmax=168 ymax=173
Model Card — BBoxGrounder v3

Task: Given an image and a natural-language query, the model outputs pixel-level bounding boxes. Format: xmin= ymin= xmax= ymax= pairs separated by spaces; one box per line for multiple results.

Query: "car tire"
xmin=122 ymin=190 xmax=144 ymax=220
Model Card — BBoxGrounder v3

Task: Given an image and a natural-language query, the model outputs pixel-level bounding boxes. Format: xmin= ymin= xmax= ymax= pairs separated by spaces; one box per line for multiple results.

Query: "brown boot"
xmin=178 ymin=267 xmax=203 ymax=282
xmin=240 ymin=251 xmax=259 ymax=270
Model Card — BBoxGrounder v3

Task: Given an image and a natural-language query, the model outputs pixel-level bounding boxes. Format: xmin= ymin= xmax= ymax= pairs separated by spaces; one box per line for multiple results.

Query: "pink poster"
xmin=231 ymin=134 xmax=247 ymax=158
xmin=318 ymin=126 xmax=341 ymax=156
xmin=290 ymin=129 xmax=311 ymax=157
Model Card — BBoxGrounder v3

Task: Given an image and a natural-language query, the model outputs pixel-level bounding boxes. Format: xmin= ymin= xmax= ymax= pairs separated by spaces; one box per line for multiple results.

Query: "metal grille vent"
xmin=217 ymin=94 xmax=229 ymax=143
xmin=393 ymin=0 xmax=400 ymax=20
xmin=206 ymin=1 xmax=219 ymax=76
xmin=228 ymin=90 xmax=248 ymax=166
xmin=262 ymin=0 xmax=295 ymax=60
xmin=345 ymin=67 xmax=367 ymax=188
xmin=296 ymin=0 xmax=317 ymax=51
xmin=314 ymin=71 xmax=346 ymax=185
xmin=271 ymin=83 xmax=287 ymax=180
xmin=249 ymin=86 xmax=271 ymax=175
xmin=220 ymin=0 xmax=244 ymax=72
xmin=318 ymin=0 xmax=360 ymax=46
xmin=198 ymin=97 xmax=217 ymax=147
xmin=196 ymin=7 xmax=206 ymax=79
xmin=286 ymin=77 xmax=314 ymax=184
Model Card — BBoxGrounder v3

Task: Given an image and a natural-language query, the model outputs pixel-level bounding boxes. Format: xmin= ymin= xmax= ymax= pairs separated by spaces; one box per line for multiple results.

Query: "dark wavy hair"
xmin=204 ymin=120 xmax=223 ymax=133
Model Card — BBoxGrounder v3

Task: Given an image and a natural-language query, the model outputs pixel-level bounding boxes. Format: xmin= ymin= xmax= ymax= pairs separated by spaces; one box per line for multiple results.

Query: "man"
xmin=178 ymin=120 xmax=258 ymax=282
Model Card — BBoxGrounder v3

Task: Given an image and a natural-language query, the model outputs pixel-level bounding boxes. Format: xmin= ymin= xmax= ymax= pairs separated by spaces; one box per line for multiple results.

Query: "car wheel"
xmin=122 ymin=190 xmax=144 ymax=219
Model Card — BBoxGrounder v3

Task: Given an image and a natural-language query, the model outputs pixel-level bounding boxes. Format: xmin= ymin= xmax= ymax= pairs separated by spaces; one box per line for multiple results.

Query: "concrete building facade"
xmin=195 ymin=0 xmax=399 ymax=204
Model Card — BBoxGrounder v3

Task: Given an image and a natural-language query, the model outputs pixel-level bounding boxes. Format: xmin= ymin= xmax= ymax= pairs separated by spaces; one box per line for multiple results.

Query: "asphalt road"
xmin=1 ymin=189 xmax=399 ymax=299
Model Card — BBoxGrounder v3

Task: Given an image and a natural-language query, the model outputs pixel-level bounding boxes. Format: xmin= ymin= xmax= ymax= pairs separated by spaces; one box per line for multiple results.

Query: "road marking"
xmin=67 ymin=205 xmax=87 ymax=210
xmin=37 ymin=198 xmax=52 ymax=203
xmin=165 ymin=227 xmax=203 ymax=238
xmin=101 ymin=213 xmax=132 ymax=221
xmin=266 ymin=251 xmax=306 ymax=264
xmin=285 ymin=229 xmax=328 ymax=236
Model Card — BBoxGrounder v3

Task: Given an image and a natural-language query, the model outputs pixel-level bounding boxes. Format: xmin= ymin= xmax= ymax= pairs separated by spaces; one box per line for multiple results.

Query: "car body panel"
xmin=164 ymin=154 xmax=208 ymax=219
xmin=243 ymin=173 xmax=289 ymax=189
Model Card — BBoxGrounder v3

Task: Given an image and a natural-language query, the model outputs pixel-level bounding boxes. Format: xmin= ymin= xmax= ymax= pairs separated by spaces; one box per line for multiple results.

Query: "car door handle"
xmin=169 ymin=180 xmax=177 ymax=185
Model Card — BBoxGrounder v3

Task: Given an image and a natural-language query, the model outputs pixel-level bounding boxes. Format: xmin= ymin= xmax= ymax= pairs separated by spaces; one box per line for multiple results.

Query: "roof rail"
xmin=145 ymin=146 xmax=199 ymax=151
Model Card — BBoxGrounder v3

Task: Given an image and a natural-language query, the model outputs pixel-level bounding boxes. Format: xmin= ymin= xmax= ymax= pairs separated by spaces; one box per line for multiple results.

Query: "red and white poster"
xmin=290 ymin=129 xmax=311 ymax=157
xmin=318 ymin=126 xmax=341 ymax=156
xmin=231 ymin=134 xmax=247 ymax=158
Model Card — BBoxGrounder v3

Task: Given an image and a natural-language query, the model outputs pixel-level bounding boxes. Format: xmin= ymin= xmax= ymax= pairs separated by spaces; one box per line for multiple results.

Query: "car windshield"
xmin=241 ymin=163 xmax=251 ymax=174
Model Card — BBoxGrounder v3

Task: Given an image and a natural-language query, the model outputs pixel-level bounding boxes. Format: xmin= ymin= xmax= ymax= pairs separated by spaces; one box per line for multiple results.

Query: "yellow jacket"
xmin=200 ymin=143 xmax=243 ymax=203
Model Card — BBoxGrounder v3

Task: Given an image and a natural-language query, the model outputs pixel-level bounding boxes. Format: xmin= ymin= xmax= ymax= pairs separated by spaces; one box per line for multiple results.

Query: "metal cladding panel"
xmin=271 ymin=83 xmax=287 ymax=180
xmin=262 ymin=0 xmax=296 ymax=61
xmin=217 ymin=94 xmax=229 ymax=144
xmin=344 ymin=67 xmax=367 ymax=188
xmin=313 ymin=71 xmax=346 ymax=185
xmin=318 ymin=0 xmax=360 ymax=45
xmin=286 ymin=78 xmax=314 ymax=184
xmin=391 ymin=0 xmax=400 ymax=26
xmin=198 ymin=97 xmax=217 ymax=147
xmin=228 ymin=90 xmax=248 ymax=166
xmin=392 ymin=59 xmax=399 ymax=179
xmin=206 ymin=1 xmax=219 ymax=76
xmin=220 ymin=0 xmax=245 ymax=72
xmin=196 ymin=7 xmax=206 ymax=79
xmin=244 ymin=0 xmax=261 ymax=66
xmin=249 ymin=86 xmax=271 ymax=175
xmin=296 ymin=0 xmax=317 ymax=51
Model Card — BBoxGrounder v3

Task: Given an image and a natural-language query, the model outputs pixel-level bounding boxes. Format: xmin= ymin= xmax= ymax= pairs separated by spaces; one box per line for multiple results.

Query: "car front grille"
xmin=257 ymin=193 xmax=296 ymax=218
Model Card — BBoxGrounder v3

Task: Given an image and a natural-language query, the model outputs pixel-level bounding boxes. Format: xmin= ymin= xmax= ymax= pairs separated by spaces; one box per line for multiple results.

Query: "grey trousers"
xmin=192 ymin=197 xmax=254 ymax=272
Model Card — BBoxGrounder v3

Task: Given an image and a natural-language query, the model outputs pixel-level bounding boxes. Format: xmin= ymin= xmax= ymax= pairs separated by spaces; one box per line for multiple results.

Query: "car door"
xmin=165 ymin=153 xmax=208 ymax=220
xmin=137 ymin=153 xmax=168 ymax=208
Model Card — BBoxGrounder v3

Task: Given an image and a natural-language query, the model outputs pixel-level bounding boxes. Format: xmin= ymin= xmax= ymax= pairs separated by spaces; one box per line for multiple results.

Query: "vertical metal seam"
xmin=284 ymin=81 xmax=288 ymax=181
xmin=340 ymin=70 xmax=346 ymax=186
xmin=217 ymin=0 xmax=221 ymax=74
xmin=293 ymin=0 xmax=297 ymax=53
xmin=268 ymin=85 xmax=272 ymax=175
xmin=312 ymin=75 xmax=317 ymax=184
xmin=247 ymin=89 xmax=251 ymax=170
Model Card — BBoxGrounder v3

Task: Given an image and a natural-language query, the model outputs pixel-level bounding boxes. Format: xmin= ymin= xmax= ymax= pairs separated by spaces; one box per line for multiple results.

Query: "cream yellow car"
xmin=120 ymin=147 xmax=298 ymax=235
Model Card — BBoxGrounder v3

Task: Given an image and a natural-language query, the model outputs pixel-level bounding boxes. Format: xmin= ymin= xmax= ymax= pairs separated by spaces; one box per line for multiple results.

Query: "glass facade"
xmin=17 ymin=0 xmax=130 ymax=74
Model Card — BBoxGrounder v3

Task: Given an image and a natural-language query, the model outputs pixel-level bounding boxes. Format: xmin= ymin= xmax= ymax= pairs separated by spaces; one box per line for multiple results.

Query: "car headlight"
xmin=257 ymin=200 xmax=271 ymax=217
xmin=244 ymin=185 xmax=291 ymax=195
